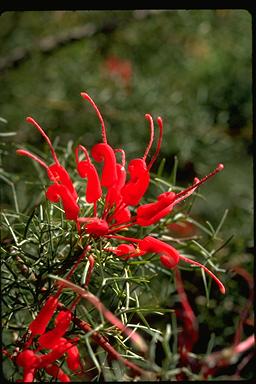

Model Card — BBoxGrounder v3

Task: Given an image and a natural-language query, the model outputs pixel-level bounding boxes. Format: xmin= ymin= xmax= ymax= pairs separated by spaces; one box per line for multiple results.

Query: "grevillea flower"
xmin=16 ymin=117 xmax=79 ymax=221
xmin=12 ymin=91 xmax=228 ymax=381
xmin=12 ymin=246 xmax=146 ymax=381
xmin=17 ymin=92 xmax=225 ymax=294
xmin=16 ymin=298 xmax=81 ymax=382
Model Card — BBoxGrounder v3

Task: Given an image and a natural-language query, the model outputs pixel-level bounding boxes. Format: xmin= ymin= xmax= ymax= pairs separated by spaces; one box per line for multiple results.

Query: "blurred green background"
xmin=0 ymin=9 xmax=252 ymax=255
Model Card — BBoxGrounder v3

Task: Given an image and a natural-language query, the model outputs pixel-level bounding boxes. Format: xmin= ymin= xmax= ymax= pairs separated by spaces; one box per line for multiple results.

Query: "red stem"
xmin=114 ymin=148 xmax=126 ymax=167
xmin=26 ymin=117 xmax=59 ymax=165
xmin=175 ymin=268 xmax=197 ymax=326
xmin=105 ymin=234 xmax=140 ymax=243
xmin=234 ymin=335 xmax=255 ymax=354
xmin=108 ymin=219 xmax=136 ymax=233
xmin=16 ymin=149 xmax=57 ymax=182
xmin=147 ymin=116 xmax=163 ymax=171
xmin=16 ymin=149 xmax=49 ymax=172
xmin=179 ymin=254 xmax=225 ymax=294
xmin=72 ymin=316 xmax=145 ymax=376
xmin=81 ymin=92 xmax=108 ymax=144
xmin=75 ymin=144 xmax=91 ymax=165
xmin=55 ymin=279 xmax=147 ymax=353
xmin=175 ymin=163 xmax=224 ymax=200
xmin=56 ymin=246 xmax=91 ymax=297
xmin=231 ymin=266 xmax=253 ymax=346
xmin=143 ymin=114 xmax=155 ymax=161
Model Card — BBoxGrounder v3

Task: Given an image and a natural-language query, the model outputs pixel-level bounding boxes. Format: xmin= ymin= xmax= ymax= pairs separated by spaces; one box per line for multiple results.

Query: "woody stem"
xmin=67 ymin=311 xmax=145 ymax=376
xmin=55 ymin=278 xmax=147 ymax=352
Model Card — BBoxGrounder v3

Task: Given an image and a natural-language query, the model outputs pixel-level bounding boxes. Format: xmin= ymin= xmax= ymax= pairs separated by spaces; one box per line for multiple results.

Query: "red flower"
xmin=104 ymin=55 xmax=132 ymax=87
xmin=28 ymin=295 xmax=59 ymax=336
xmin=16 ymin=299 xmax=81 ymax=382
xmin=17 ymin=117 xmax=79 ymax=221
xmin=17 ymin=92 xmax=225 ymax=295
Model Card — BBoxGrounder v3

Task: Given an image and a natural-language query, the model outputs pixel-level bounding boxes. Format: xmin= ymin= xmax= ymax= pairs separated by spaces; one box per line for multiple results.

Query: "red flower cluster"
xmin=16 ymin=295 xmax=80 ymax=382
xmin=11 ymin=244 xmax=146 ymax=381
xmin=17 ymin=92 xmax=225 ymax=294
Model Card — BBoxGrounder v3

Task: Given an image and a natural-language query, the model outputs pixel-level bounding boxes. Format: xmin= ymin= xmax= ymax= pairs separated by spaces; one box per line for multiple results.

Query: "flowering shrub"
xmin=16 ymin=92 xmax=225 ymax=293
xmin=3 ymin=92 xmax=253 ymax=382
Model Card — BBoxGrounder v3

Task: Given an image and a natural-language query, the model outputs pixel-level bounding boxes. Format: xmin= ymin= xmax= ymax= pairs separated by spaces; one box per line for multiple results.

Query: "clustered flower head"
xmin=14 ymin=92 xmax=225 ymax=381
xmin=15 ymin=295 xmax=80 ymax=382
xmin=17 ymin=92 xmax=225 ymax=292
